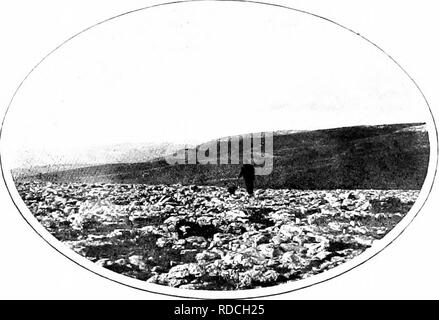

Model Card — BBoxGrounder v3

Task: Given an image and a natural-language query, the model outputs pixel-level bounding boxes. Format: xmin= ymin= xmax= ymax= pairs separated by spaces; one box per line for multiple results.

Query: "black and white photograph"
xmin=0 ymin=0 xmax=438 ymax=300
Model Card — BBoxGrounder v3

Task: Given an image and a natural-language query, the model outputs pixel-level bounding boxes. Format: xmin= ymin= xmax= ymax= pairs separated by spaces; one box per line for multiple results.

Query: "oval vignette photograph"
xmin=0 ymin=0 xmax=436 ymax=298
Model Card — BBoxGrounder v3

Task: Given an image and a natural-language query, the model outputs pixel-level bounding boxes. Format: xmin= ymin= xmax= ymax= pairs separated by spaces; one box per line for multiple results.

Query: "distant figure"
xmin=238 ymin=164 xmax=255 ymax=196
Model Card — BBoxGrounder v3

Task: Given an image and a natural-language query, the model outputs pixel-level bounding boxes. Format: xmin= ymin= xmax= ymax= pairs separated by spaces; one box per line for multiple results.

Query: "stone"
xmin=279 ymin=224 xmax=302 ymax=238
xmin=95 ymin=258 xmax=110 ymax=267
xmin=167 ymin=264 xmax=190 ymax=279
xmin=196 ymin=250 xmax=221 ymax=261
xmin=252 ymin=233 xmax=270 ymax=246
xmin=280 ymin=251 xmax=294 ymax=264
xmin=314 ymin=251 xmax=331 ymax=260
xmin=257 ymin=244 xmax=277 ymax=258
xmin=128 ymin=255 xmax=146 ymax=269
xmin=279 ymin=243 xmax=307 ymax=253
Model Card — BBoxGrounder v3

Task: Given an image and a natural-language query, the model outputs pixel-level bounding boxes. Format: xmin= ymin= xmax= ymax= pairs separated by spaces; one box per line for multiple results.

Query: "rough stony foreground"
xmin=16 ymin=181 xmax=418 ymax=290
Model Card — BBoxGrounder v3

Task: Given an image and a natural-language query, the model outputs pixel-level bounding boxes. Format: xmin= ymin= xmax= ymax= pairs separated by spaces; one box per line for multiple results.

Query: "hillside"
xmin=11 ymin=141 xmax=187 ymax=170
xmin=17 ymin=123 xmax=430 ymax=190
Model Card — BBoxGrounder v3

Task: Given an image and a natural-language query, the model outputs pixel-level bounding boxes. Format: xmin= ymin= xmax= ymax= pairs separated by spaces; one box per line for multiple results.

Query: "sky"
xmin=1 ymin=1 xmax=431 ymax=168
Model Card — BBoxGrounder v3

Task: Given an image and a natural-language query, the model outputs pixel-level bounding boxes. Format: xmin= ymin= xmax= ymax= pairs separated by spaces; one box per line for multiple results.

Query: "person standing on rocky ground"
xmin=238 ymin=164 xmax=255 ymax=196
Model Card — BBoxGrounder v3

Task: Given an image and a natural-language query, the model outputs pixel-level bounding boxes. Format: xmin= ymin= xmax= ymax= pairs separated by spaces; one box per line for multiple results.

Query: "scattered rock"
xmin=15 ymin=181 xmax=418 ymax=290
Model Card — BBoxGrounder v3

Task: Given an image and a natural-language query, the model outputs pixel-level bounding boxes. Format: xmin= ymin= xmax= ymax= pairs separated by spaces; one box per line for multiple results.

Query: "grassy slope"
xmin=26 ymin=123 xmax=430 ymax=190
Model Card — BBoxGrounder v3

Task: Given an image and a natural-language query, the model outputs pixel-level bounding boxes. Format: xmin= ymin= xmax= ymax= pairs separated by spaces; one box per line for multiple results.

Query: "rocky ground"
xmin=15 ymin=181 xmax=418 ymax=290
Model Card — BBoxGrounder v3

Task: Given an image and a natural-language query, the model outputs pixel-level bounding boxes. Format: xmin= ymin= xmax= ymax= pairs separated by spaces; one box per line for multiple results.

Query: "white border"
xmin=0 ymin=0 xmax=437 ymax=299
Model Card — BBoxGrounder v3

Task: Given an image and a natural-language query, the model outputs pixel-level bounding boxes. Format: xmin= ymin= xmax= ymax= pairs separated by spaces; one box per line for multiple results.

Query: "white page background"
xmin=0 ymin=0 xmax=438 ymax=299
